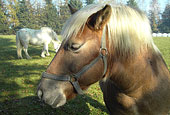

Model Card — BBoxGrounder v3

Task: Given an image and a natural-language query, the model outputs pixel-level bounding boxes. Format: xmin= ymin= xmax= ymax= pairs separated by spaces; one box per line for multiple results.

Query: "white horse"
xmin=16 ymin=27 xmax=61 ymax=59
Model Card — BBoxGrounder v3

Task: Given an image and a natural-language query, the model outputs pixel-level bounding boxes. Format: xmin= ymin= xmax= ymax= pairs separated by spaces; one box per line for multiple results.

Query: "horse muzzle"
xmin=37 ymin=83 xmax=66 ymax=108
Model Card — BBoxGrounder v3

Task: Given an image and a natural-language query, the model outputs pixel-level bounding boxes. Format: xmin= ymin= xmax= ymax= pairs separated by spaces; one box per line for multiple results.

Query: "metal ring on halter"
xmin=69 ymin=74 xmax=78 ymax=82
xmin=100 ymin=48 xmax=108 ymax=57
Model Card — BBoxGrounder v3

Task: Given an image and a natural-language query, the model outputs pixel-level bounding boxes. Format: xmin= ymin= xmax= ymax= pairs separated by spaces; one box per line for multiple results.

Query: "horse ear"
xmin=68 ymin=4 xmax=78 ymax=14
xmin=87 ymin=4 xmax=112 ymax=30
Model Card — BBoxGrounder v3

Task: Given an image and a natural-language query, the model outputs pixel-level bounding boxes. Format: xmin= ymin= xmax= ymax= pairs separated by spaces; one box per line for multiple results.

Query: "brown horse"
xmin=37 ymin=3 xmax=170 ymax=115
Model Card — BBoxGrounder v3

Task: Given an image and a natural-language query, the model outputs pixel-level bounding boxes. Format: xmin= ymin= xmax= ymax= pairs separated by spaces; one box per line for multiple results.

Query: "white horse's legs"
xmin=41 ymin=44 xmax=50 ymax=57
xmin=41 ymin=50 xmax=46 ymax=58
xmin=22 ymin=43 xmax=32 ymax=59
xmin=41 ymin=44 xmax=46 ymax=57
xmin=46 ymin=47 xmax=50 ymax=56
xmin=46 ymin=52 xmax=50 ymax=56
xmin=16 ymin=34 xmax=23 ymax=59
xmin=23 ymin=48 xmax=32 ymax=59
xmin=17 ymin=47 xmax=23 ymax=59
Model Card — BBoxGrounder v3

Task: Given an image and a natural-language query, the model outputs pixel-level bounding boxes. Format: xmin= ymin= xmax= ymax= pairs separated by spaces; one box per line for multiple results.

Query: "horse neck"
xmin=51 ymin=40 xmax=56 ymax=45
xmin=107 ymin=48 xmax=170 ymax=97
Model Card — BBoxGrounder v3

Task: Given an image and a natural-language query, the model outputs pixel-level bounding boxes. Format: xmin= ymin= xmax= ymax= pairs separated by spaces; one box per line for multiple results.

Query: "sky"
xmin=142 ymin=0 xmax=169 ymax=13
xmin=96 ymin=0 xmax=169 ymax=13
xmin=69 ymin=0 xmax=169 ymax=13
xmin=32 ymin=0 xmax=169 ymax=13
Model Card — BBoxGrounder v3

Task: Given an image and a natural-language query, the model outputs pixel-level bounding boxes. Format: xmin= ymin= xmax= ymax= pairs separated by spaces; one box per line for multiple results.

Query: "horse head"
xmin=37 ymin=4 xmax=112 ymax=108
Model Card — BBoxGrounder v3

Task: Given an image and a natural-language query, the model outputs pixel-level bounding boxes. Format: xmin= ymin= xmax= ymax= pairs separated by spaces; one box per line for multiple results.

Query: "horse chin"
xmin=38 ymin=89 xmax=67 ymax=108
xmin=47 ymin=93 xmax=67 ymax=108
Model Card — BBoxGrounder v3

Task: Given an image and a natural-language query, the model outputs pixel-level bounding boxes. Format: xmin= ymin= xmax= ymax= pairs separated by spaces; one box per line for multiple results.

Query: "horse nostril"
xmin=37 ymin=89 xmax=43 ymax=100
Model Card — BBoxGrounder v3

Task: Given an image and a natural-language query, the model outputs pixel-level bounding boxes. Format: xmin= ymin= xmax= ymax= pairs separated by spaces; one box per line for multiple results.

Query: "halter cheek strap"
xmin=42 ymin=26 xmax=108 ymax=95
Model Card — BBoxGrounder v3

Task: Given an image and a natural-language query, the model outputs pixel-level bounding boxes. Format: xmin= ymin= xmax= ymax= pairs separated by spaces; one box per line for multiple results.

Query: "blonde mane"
xmin=61 ymin=3 xmax=159 ymax=57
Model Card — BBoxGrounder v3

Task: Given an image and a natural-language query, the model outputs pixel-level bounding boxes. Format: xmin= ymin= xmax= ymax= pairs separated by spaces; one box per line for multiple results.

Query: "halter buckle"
xmin=100 ymin=48 xmax=108 ymax=57
xmin=70 ymin=74 xmax=78 ymax=82
xmin=69 ymin=74 xmax=84 ymax=95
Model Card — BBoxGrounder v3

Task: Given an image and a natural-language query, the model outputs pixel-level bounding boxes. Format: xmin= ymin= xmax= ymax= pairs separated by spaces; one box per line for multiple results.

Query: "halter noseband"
xmin=42 ymin=26 xmax=108 ymax=95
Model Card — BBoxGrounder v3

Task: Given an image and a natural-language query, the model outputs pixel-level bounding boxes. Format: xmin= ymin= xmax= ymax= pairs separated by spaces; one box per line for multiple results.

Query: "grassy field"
xmin=0 ymin=35 xmax=170 ymax=115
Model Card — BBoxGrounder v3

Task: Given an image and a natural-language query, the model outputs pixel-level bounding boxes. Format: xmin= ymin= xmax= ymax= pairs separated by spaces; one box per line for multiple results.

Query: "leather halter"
xmin=42 ymin=26 xmax=108 ymax=95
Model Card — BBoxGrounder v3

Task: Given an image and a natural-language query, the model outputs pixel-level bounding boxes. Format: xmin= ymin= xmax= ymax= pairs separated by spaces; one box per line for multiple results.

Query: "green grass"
xmin=0 ymin=35 xmax=107 ymax=115
xmin=153 ymin=37 xmax=170 ymax=70
xmin=0 ymin=35 xmax=170 ymax=115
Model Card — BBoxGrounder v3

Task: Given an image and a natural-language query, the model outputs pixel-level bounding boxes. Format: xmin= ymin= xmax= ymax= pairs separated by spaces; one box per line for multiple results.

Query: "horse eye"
xmin=68 ymin=43 xmax=81 ymax=52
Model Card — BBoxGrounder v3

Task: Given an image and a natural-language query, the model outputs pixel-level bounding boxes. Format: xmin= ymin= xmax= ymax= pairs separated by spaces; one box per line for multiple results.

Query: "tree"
xmin=6 ymin=0 xmax=19 ymax=33
xmin=0 ymin=0 xmax=9 ymax=34
xmin=16 ymin=0 xmax=30 ymax=29
xmin=32 ymin=1 xmax=45 ymax=29
xmin=150 ymin=11 xmax=159 ymax=32
xmin=57 ymin=1 xmax=71 ymax=34
xmin=69 ymin=0 xmax=83 ymax=9
xmin=127 ymin=0 xmax=139 ymax=9
xmin=149 ymin=0 xmax=160 ymax=32
xmin=16 ymin=0 xmax=42 ymax=31
xmin=41 ymin=0 xmax=59 ymax=32
xmin=85 ymin=0 xmax=94 ymax=5
xmin=158 ymin=4 xmax=170 ymax=33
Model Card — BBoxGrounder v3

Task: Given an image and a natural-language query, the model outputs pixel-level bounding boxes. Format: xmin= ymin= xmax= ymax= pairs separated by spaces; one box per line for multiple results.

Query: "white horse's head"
xmin=52 ymin=41 xmax=61 ymax=52
xmin=49 ymin=29 xmax=61 ymax=52
xmin=41 ymin=27 xmax=59 ymax=42
xmin=51 ymin=30 xmax=59 ymax=42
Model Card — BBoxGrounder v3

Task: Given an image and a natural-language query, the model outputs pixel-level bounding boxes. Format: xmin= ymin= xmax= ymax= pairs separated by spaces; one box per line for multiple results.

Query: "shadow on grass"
xmin=0 ymin=95 xmax=108 ymax=115
xmin=0 ymin=62 xmax=46 ymax=78
xmin=0 ymin=37 xmax=17 ymax=60
xmin=0 ymin=36 xmax=108 ymax=114
xmin=0 ymin=62 xmax=108 ymax=114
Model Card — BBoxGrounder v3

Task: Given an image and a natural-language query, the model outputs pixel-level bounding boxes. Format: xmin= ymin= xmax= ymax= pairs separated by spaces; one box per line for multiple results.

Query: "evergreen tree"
xmin=32 ymin=2 xmax=44 ymax=29
xmin=69 ymin=0 xmax=83 ymax=9
xmin=127 ymin=0 xmax=139 ymax=9
xmin=57 ymin=1 xmax=71 ymax=33
xmin=149 ymin=0 xmax=160 ymax=33
xmin=85 ymin=0 xmax=94 ymax=5
xmin=15 ymin=0 xmax=39 ymax=31
xmin=159 ymin=4 xmax=170 ymax=33
xmin=42 ymin=0 xmax=59 ymax=32
xmin=16 ymin=0 xmax=30 ymax=29
xmin=0 ymin=0 xmax=9 ymax=34
xmin=6 ymin=0 xmax=19 ymax=33
xmin=149 ymin=11 xmax=159 ymax=32
xmin=25 ymin=0 xmax=36 ymax=29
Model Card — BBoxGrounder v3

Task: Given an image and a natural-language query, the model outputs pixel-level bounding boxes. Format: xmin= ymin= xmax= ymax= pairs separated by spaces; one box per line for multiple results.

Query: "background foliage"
xmin=0 ymin=0 xmax=169 ymax=35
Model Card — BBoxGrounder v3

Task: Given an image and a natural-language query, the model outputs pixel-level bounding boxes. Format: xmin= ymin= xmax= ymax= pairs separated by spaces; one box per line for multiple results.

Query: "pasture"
xmin=0 ymin=35 xmax=170 ymax=114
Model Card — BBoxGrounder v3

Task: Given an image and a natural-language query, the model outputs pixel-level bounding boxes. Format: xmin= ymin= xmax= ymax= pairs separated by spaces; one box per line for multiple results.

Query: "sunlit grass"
xmin=0 ymin=35 xmax=107 ymax=115
xmin=153 ymin=37 xmax=170 ymax=70
xmin=0 ymin=35 xmax=170 ymax=114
